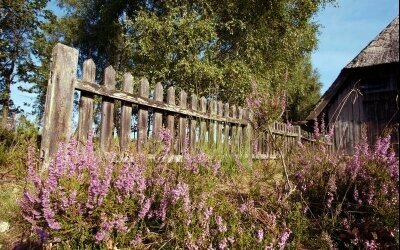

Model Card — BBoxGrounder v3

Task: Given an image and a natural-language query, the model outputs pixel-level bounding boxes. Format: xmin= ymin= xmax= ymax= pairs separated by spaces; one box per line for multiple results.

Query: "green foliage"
xmin=29 ymin=0 xmax=332 ymax=122
xmin=286 ymin=135 xmax=399 ymax=248
xmin=285 ymin=55 xmax=321 ymax=121
xmin=0 ymin=0 xmax=51 ymax=126
xmin=0 ymin=116 xmax=39 ymax=181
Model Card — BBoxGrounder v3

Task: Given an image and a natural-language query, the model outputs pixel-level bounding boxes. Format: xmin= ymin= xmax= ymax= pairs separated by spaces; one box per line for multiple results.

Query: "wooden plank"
xmin=178 ymin=90 xmax=188 ymax=154
xmin=137 ymin=78 xmax=149 ymax=151
xmin=200 ymin=97 xmax=207 ymax=144
xmin=353 ymin=88 xmax=361 ymax=148
xmin=167 ymin=86 xmax=175 ymax=154
xmin=217 ymin=101 xmax=223 ymax=147
xmin=209 ymin=100 xmax=216 ymax=147
xmin=223 ymin=103 xmax=230 ymax=150
xmin=77 ymin=59 xmax=95 ymax=146
xmin=237 ymin=107 xmax=243 ymax=151
xmin=261 ymin=132 xmax=265 ymax=155
xmin=244 ymin=110 xmax=253 ymax=157
xmin=40 ymin=43 xmax=79 ymax=168
xmin=76 ymin=80 xmax=248 ymax=125
xmin=230 ymin=105 xmax=237 ymax=152
xmin=119 ymin=73 xmax=134 ymax=151
xmin=100 ymin=66 xmax=116 ymax=153
xmin=153 ymin=82 xmax=163 ymax=140
xmin=190 ymin=94 xmax=198 ymax=151
xmin=296 ymin=126 xmax=302 ymax=143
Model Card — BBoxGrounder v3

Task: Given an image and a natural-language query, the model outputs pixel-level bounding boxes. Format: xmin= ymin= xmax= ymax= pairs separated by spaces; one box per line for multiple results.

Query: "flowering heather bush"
xmin=19 ymin=122 xmax=398 ymax=249
xmin=20 ymin=129 xmax=291 ymax=249
xmin=288 ymin=129 xmax=399 ymax=248
xmin=245 ymin=81 xmax=287 ymax=130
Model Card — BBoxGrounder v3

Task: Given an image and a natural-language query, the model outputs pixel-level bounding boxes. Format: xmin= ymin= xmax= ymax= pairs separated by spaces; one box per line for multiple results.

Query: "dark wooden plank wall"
xmin=325 ymin=65 xmax=399 ymax=155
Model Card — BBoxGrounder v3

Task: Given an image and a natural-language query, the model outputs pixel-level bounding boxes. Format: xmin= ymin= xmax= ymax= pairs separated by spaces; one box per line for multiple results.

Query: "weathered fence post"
xmin=190 ymin=94 xmax=198 ymax=151
xmin=77 ymin=59 xmax=95 ymax=146
xmin=40 ymin=43 xmax=78 ymax=168
xmin=230 ymin=105 xmax=237 ymax=152
xmin=296 ymin=125 xmax=302 ymax=143
xmin=217 ymin=101 xmax=223 ymax=148
xmin=209 ymin=100 xmax=216 ymax=147
xmin=119 ymin=73 xmax=134 ymax=150
xmin=100 ymin=66 xmax=116 ymax=153
xmin=167 ymin=87 xmax=175 ymax=154
xmin=153 ymin=82 xmax=163 ymax=140
xmin=178 ymin=90 xmax=188 ymax=153
xmin=223 ymin=103 xmax=230 ymax=150
xmin=200 ymin=97 xmax=207 ymax=144
xmin=138 ymin=78 xmax=149 ymax=151
xmin=237 ymin=107 xmax=243 ymax=151
xmin=244 ymin=109 xmax=253 ymax=158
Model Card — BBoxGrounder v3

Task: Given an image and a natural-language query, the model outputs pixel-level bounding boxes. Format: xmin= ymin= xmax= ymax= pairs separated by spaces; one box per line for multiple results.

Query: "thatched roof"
xmin=346 ymin=16 xmax=399 ymax=68
xmin=307 ymin=16 xmax=399 ymax=120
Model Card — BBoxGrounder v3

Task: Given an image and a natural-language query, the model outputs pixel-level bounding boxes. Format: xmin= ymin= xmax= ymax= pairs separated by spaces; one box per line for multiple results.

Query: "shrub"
xmin=0 ymin=116 xmax=39 ymax=182
xmin=18 ymin=124 xmax=399 ymax=249
xmin=288 ymin=130 xmax=399 ymax=249
xmin=20 ymin=129 xmax=292 ymax=249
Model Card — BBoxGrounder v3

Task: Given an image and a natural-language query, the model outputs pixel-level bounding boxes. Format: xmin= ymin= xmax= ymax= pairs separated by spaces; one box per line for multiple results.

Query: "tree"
xmin=285 ymin=55 xmax=321 ymax=121
xmin=32 ymin=0 xmax=332 ymax=121
xmin=0 ymin=0 xmax=50 ymax=128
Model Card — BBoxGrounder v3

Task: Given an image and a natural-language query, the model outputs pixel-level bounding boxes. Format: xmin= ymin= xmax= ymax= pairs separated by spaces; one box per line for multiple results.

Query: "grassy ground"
xmin=0 ymin=182 xmax=25 ymax=249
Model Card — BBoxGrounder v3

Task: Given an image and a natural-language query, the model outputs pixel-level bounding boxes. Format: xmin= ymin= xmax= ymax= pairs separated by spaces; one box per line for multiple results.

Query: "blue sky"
xmin=10 ymin=0 xmax=400 ymax=117
xmin=311 ymin=0 xmax=399 ymax=93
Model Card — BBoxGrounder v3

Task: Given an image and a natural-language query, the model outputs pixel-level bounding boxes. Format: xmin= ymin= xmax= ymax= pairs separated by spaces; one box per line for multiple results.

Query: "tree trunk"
xmin=1 ymin=77 xmax=11 ymax=129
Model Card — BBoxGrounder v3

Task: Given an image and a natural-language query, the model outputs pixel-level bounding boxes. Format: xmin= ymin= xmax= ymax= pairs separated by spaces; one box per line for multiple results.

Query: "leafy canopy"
xmin=0 ymin=0 xmax=51 ymax=126
xmin=32 ymin=0 xmax=331 ymax=120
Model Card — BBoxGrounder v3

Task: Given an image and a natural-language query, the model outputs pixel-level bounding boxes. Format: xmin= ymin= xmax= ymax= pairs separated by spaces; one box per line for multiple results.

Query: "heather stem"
xmin=266 ymin=126 xmax=293 ymax=194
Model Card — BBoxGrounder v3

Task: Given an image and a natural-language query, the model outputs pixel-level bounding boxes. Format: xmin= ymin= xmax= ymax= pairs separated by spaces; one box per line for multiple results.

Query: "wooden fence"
xmin=40 ymin=43 xmax=330 ymax=165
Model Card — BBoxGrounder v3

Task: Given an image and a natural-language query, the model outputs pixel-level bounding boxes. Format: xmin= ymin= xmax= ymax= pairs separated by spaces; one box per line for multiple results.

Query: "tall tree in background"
xmin=0 ymin=0 xmax=50 ymax=128
xmin=31 ymin=0 xmax=331 ymax=121
xmin=285 ymin=55 xmax=321 ymax=121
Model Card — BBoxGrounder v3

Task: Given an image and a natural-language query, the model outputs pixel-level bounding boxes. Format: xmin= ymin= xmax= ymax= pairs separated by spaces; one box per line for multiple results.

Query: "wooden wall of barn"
xmin=322 ymin=63 xmax=399 ymax=155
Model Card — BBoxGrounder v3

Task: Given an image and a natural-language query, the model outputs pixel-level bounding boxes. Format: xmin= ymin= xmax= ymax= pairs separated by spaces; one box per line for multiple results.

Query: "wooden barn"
xmin=307 ymin=16 xmax=399 ymax=155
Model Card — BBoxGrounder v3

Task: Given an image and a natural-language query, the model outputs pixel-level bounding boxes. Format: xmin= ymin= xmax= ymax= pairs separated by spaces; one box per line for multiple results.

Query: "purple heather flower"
xmin=256 ymin=228 xmax=264 ymax=243
xmin=204 ymin=207 xmax=213 ymax=221
xmin=138 ymin=198 xmax=152 ymax=219
xmin=218 ymin=237 xmax=228 ymax=250
xmin=365 ymin=240 xmax=378 ymax=250
xmin=158 ymin=128 xmax=173 ymax=158
xmin=278 ymin=228 xmax=291 ymax=250
xmin=113 ymin=215 xmax=128 ymax=233
xmin=215 ymin=216 xmax=227 ymax=233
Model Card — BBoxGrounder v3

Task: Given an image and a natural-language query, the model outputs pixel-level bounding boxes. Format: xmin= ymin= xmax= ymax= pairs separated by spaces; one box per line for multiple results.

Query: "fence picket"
xmin=224 ymin=103 xmax=230 ymax=150
xmin=138 ymin=78 xmax=149 ymax=151
xmin=77 ymin=59 xmax=96 ymax=146
xmin=119 ymin=73 xmax=134 ymax=150
xmin=178 ymin=91 xmax=188 ymax=154
xmin=200 ymin=97 xmax=207 ymax=144
xmin=237 ymin=107 xmax=243 ymax=151
xmin=217 ymin=101 xmax=223 ymax=147
xmin=167 ymin=87 xmax=175 ymax=154
xmin=40 ymin=43 xmax=78 ymax=167
xmin=244 ymin=110 xmax=252 ymax=157
xmin=190 ymin=94 xmax=198 ymax=151
xmin=230 ymin=105 xmax=237 ymax=152
xmin=209 ymin=100 xmax=216 ymax=147
xmin=153 ymin=82 xmax=163 ymax=140
xmin=100 ymin=66 xmax=116 ymax=153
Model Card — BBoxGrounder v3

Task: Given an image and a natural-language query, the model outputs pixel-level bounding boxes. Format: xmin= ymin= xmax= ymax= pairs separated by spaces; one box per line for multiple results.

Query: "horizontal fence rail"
xmin=40 ymin=43 xmax=331 ymax=166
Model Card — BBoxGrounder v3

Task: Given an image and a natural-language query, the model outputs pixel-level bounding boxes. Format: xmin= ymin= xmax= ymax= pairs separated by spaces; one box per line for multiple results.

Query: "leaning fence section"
xmin=40 ymin=44 xmax=331 ymax=165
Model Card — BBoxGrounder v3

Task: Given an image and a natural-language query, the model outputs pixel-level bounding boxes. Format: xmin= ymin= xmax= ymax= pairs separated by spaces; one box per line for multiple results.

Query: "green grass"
xmin=0 ymin=182 xmax=25 ymax=249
